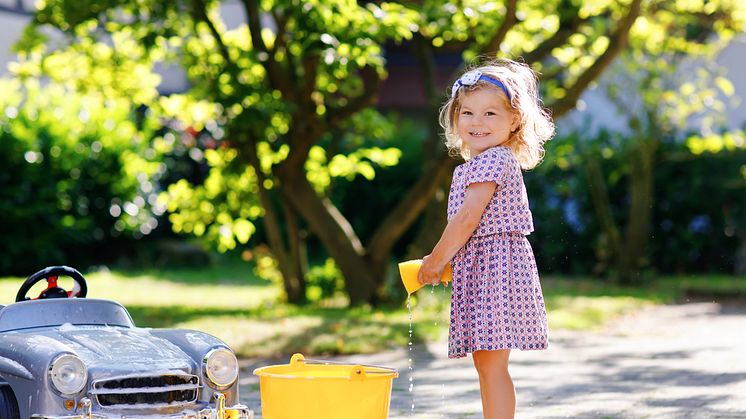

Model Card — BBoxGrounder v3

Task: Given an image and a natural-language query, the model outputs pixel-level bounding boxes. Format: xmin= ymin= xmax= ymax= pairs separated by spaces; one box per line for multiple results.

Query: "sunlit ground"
xmin=1 ymin=266 xmax=743 ymax=357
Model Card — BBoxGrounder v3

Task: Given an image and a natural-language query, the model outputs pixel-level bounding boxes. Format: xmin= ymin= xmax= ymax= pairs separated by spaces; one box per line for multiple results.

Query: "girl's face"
xmin=456 ymin=88 xmax=517 ymax=157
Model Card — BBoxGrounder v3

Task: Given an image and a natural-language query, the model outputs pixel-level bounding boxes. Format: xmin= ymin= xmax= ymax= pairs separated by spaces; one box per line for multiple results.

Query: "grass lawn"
xmin=1 ymin=263 xmax=743 ymax=358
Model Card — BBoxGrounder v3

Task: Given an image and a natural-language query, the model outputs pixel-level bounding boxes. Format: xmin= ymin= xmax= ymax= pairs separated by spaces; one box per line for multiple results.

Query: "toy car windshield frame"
xmin=0 ymin=298 xmax=135 ymax=332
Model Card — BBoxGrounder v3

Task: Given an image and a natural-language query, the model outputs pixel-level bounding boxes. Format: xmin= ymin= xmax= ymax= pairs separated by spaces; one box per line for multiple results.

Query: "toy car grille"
xmin=91 ymin=374 xmax=200 ymax=407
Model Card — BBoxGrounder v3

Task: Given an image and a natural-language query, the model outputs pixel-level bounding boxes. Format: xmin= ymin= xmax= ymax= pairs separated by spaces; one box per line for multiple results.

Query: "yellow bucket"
xmin=253 ymin=353 xmax=399 ymax=419
xmin=398 ymin=259 xmax=452 ymax=294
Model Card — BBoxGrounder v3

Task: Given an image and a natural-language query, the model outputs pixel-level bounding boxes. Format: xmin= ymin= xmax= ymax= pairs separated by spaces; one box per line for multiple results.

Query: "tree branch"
xmin=276 ymin=165 xmax=378 ymax=303
xmin=548 ymin=0 xmax=643 ymax=118
xmin=242 ymin=0 xmax=268 ymax=55
xmin=270 ymin=8 xmax=289 ymax=56
xmin=191 ymin=0 xmax=232 ymax=66
xmin=326 ymin=65 xmax=381 ymax=128
xmin=240 ymin=0 xmax=296 ymax=99
xmin=523 ymin=6 xmax=586 ymax=64
xmin=412 ymin=33 xmax=440 ymax=110
xmin=367 ymin=152 xmax=455 ymax=264
xmin=240 ymin=135 xmax=289 ymax=257
xmin=584 ymin=156 xmax=623 ymax=259
xmin=481 ymin=0 xmax=518 ymax=55
xmin=276 ymin=54 xmax=323 ymax=177
xmin=301 ymin=54 xmax=320 ymax=110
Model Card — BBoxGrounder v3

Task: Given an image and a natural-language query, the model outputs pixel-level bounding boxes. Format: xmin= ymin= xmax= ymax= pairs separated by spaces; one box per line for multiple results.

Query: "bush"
xmin=526 ymin=129 xmax=746 ymax=276
xmin=0 ymin=79 xmax=163 ymax=274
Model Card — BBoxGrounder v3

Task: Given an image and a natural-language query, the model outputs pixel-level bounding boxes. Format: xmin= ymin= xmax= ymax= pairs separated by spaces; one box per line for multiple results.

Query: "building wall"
xmin=0 ymin=3 xmax=31 ymax=75
xmin=561 ymin=35 xmax=746 ymax=136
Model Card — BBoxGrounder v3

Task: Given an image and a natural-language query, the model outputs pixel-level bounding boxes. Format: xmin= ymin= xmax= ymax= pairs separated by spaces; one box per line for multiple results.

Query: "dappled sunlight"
xmin=545 ymin=295 xmax=654 ymax=330
xmin=3 ymin=272 xmax=745 ymax=360
xmin=83 ymin=270 xmax=279 ymax=308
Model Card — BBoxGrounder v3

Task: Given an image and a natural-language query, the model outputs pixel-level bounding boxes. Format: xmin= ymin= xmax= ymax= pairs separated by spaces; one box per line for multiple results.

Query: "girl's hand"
xmin=418 ymin=255 xmax=443 ymax=286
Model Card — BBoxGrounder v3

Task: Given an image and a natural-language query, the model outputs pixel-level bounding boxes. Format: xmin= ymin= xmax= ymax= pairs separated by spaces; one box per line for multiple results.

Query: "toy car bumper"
xmin=30 ymin=404 xmax=254 ymax=419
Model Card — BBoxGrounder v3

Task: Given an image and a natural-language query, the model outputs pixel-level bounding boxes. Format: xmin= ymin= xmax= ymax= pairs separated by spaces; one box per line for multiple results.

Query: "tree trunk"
xmin=405 ymin=181 xmax=449 ymax=259
xmin=277 ymin=167 xmax=379 ymax=304
xmin=584 ymin=154 xmax=623 ymax=272
xmin=241 ymin=140 xmax=307 ymax=304
xmin=617 ymin=137 xmax=658 ymax=284
xmin=583 ymin=137 xmax=658 ymax=284
xmin=280 ymin=197 xmax=308 ymax=303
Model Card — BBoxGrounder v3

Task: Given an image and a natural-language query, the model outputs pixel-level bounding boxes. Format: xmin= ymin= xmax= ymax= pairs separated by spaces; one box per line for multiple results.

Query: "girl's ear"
xmin=510 ymin=112 xmax=520 ymax=132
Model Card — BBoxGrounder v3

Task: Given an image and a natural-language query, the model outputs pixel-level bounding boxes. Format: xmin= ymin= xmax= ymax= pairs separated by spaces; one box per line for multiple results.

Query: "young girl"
xmin=418 ymin=58 xmax=554 ymax=419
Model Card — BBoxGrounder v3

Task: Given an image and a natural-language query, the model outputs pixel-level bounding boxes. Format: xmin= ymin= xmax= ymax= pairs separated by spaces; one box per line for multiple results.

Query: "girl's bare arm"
xmin=419 ymin=181 xmax=496 ymax=285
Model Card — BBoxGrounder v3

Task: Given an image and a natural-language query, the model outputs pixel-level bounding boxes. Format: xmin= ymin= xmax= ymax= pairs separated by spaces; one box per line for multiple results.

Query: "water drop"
xmin=407 ymin=294 xmax=416 ymax=415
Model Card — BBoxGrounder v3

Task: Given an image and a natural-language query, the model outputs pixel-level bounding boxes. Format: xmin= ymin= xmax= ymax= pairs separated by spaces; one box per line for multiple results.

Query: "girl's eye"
xmin=461 ymin=110 xmax=473 ymax=116
xmin=485 ymin=111 xmax=496 ymax=116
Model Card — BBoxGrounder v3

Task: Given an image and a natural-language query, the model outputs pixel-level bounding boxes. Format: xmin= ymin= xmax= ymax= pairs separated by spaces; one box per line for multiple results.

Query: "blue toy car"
xmin=0 ymin=266 xmax=254 ymax=418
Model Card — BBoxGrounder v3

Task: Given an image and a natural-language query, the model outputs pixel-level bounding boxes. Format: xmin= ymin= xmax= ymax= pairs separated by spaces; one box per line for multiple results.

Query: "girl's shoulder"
xmin=469 ymin=146 xmax=513 ymax=166
xmin=455 ymin=146 xmax=514 ymax=176
xmin=468 ymin=147 xmax=522 ymax=181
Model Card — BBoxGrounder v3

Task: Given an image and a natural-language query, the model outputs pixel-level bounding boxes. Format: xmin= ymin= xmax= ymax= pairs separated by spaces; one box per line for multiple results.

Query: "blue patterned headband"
xmin=451 ymin=70 xmax=512 ymax=101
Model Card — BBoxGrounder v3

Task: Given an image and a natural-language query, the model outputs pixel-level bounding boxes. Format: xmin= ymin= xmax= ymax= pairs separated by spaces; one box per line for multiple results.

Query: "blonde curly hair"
xmin=439 ymin=58 xmax=555 ymax=169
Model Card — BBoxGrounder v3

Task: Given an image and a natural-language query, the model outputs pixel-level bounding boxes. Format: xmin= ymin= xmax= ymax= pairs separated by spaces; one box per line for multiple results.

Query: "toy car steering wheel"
xmin=15 ymin=266 xmax=88 ymax=302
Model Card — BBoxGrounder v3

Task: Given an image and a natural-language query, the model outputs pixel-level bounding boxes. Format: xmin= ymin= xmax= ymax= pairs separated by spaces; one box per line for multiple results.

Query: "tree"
xmin=557 ymin=3 xmax=745 ymax=283
xmin=18 ymin=0 xmax=745 ymax=303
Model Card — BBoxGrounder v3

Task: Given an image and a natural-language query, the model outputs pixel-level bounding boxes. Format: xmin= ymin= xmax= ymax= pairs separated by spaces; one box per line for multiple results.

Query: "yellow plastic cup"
xmin=398 ymin=259 xmax=452 ymax=294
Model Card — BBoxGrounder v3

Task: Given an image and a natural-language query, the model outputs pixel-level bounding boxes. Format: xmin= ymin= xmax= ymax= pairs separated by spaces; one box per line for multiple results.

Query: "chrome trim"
xmin=215 ymin=392 xmax=225 ymax=417
xmin=30 ymin=405 xmax=253 ymax=419
xmin=80 ymin=397 xmax=91 ymax=419
xmin=198 ymin=401 xmax=254 ymax=419
xmin=47 ymin=354 xmax=88 ymax=396
xmin=31 ymin=415 xmax=88 ymax=419
xmin=201 ymin=348 xmax=238 ymax=390
xmin=300 ymin=357 xmax=399 ymax=374
xmin=90 ymin=372 xmax=199 ymax=408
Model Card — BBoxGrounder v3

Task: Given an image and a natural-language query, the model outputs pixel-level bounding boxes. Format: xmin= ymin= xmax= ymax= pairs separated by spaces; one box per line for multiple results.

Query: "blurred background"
xmin=0 ymin=0 xmax=744 ymax=355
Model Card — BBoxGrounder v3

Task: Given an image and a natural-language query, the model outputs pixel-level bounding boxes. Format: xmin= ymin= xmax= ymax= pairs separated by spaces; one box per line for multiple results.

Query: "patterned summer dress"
xmin=447 ymin=146 xmax=549 ymax=358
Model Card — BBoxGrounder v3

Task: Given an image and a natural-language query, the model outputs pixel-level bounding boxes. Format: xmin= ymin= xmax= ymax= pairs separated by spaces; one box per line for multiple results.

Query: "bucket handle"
xmin=290 ymin=353 xmax=307 ymax=366
xmin=350 ymin=365 xmax=366 ymax=380
xmin=290 ymin=354 xmax=398 ymax=376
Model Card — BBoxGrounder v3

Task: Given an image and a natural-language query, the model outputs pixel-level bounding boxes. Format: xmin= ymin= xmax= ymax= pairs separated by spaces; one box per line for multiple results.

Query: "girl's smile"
xmin=457 ymin=89 xmax=518 ymax=157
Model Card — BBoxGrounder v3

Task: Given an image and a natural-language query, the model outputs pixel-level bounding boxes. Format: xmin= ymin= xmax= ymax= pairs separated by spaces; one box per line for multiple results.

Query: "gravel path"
xmin=238 ymin=302 xmax=746 ymax=418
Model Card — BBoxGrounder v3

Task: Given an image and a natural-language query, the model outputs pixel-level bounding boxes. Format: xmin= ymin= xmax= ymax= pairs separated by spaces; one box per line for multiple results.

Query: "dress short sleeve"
xmin=464 ymin=147 xmax=509 ymax=187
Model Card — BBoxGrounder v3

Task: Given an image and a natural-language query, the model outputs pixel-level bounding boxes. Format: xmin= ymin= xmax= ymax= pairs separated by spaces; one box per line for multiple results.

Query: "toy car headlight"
xmin=203 ymin=348 xmax=238 ymax=388
xmin=49 ymin=354 xmax=87 ymax=395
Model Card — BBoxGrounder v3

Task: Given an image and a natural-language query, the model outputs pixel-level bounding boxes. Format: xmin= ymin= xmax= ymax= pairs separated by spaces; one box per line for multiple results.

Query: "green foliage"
xmin=525 ymin=132 xmax=600 ymax=275
xmin=13 ymin=27 xmax=161 ymax=107
xmin=11 ymin=0 xmax=746 ymax=299
xmin=306 ymin=109 xmax=403 ymax=193
xmin=326 ymin=116 xmax=429 ymax=246
xmin=160 ymin=146 xmax=264 ymax=253
xmin=0 ymin=78 xmax=163 ymax=274
xmin=528 ymin=128 xmax=746 ymax=276
xmin=652 ymin=139 xmax=746 ymax=273
xmin=305 ymin=258 xmax=345 ymax=302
